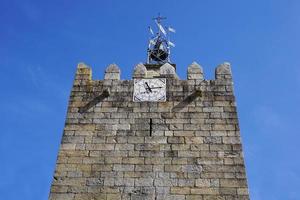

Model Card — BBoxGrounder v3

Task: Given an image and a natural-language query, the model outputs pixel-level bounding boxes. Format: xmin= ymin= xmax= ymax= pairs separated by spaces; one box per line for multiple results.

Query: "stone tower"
xmin=49 ymin=61 xmax=250 ymax=199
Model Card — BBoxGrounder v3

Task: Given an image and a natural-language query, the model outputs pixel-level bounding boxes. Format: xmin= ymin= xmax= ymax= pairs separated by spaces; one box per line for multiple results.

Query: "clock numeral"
xmin=159 ymin=79 xmax=166 ymax=84
xmin=158 ymin=96 xmax=166 ymax=101
xmin=134 ymin=96 xmax=141 ymax=101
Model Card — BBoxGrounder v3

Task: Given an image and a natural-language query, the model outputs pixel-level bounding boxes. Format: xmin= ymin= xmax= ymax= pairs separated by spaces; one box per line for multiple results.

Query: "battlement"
xmin=71 ymin=61 xmax=235 ymax=110
xmin=75 ymin=62 xmax=233 ymax=82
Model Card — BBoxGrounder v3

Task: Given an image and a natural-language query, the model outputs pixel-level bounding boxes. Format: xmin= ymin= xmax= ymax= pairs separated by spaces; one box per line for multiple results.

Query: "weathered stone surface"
xmin=215 ymin=62 xmax=232 ymax=80
xmin=104 ymin=64 xmax=120 ymax=80
xmin=49 ymin=62 xmax=249 ymax=200
xmin=133 ymin=63 xmax=147 ymax=78
xmin=160 ymin=63 xmax=178 ymax=78
xmin=75 ymin=62 xmax=92 ymax=82
xmin=105 ymin=63 xmax=120 ymax=73
xmin=187 ymin=62 xmax=204 ymax=80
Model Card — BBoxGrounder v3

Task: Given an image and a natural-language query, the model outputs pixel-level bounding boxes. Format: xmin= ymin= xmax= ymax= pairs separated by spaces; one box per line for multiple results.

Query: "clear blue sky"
xmin=1 ymin=0 xmax=300 ymax=199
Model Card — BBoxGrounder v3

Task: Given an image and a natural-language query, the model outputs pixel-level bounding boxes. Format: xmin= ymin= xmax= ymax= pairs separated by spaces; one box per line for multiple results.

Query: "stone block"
xmin=178 ymin=179 xmax=195 ymax=187
xmin=186 ymin=195 xmax=203 ymax=200
xmin=135 ymin=165 xmax=153 ymax=172
xmin=115 ymin=178 xmax=134 ymax=186
xmin=154 ymin=178 xmax=177 ymax=186
xmin=185 ymin=137 xmax=204 ymax=144
xmin=115 ymin=144 xmax=134 ymax=150
xmin=164 ymin=165 xmax=182 ymax=172
xmin=172 ymin=158 xmax=188 ymax=165
xmin=168 ymin=137 xmax=185 ymax=144
xmin=237 ymin=188 xmax=249 ymax=195
xmin=106 ymin=194 xmax=121 ymax=200
xmin=222 ymin=137 xmax=241 ymax=144
xmin=105 ymin=157 xmax=122 ymax=164
xmin=170 ymin=187 xmax=191 ymax=194
xmin=127 ymin=136 xmax=144 ymax=143
xmin=113 ymin=164 xmax=134 ymax=172
xmin=164 ymin=195 xmax=185 ymax=200
xmin=220 ymin=179 xmax=247 ymax=188
xmin=135 ymin=178 xmax=154 ymax=186
xmin=171 ymin=144 xmax=190 ymax=151
xmin=195 ymin=179 xmax=211 ymax=187
xmin=145 ymin=136 xmax=167 ymax=144
xmin=191 ymin=188 xmax=219 ymax=195
xmin=178 ymin=151 xmax=199 ymax=157
xmin=85 ymin=144 xmax=115 ymax=150
xmin=49 ymin=193 xmax=75 ymax=200
xmin=144 ymin=157 xmax=169 ymax=164
xmin=122 ymin=157 xmax=144 ymax=164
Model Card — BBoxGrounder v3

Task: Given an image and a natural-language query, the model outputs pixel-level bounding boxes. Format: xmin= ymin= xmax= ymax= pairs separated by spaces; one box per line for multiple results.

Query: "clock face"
xmin=133 ymin=78 xmax=166 ymax=102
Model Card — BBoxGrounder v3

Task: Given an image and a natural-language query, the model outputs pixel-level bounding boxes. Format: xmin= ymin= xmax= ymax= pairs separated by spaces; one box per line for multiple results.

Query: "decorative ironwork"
xmin=147 ymin=13 xmax=175 ymax=64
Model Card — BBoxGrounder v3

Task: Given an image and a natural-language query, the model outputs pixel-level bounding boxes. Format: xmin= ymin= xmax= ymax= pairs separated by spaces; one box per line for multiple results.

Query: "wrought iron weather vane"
xmin=147 ymin=14 xmax=176 ymax=64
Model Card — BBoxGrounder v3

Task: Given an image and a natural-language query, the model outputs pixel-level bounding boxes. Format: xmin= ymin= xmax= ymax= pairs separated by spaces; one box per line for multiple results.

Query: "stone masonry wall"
xmin=49 ymin=62 xmax=250 ymax=200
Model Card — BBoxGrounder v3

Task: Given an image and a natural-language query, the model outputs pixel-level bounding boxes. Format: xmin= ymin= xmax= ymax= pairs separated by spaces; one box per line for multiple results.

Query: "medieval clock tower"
xmin=49 ymin=16 xmax=250 ymax=200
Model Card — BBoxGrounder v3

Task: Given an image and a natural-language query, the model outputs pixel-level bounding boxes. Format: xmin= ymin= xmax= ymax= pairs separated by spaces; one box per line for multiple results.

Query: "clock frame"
xmin=133 ymin=78 xmax=166 ymax=102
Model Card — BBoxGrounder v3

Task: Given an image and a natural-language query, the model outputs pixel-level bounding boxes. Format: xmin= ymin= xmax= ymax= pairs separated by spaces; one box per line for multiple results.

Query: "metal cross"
xmin=152 ymin=13 xmax=166 ymax=24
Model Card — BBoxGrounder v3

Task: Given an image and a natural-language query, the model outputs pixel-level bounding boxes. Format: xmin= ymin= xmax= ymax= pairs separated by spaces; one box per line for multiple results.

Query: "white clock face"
xmin=133 ymin=78 xmax=166 ymax=102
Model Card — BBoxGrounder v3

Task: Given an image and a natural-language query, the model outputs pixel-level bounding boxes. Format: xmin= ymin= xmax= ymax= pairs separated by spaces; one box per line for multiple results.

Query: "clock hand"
xmin=145 ymin=82 xmax=152 ymax=92
xmin=149 ymin=86 xmax=163 ymax=89
xmin=143 ymin=85 xmax=150 ymax=93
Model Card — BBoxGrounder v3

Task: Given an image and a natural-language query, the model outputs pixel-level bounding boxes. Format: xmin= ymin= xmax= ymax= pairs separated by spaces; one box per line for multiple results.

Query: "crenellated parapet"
xmin=71 ymin=61 xmax=235 ymax=108
xmin=76 ymin=61 xmax=233 ymax=81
